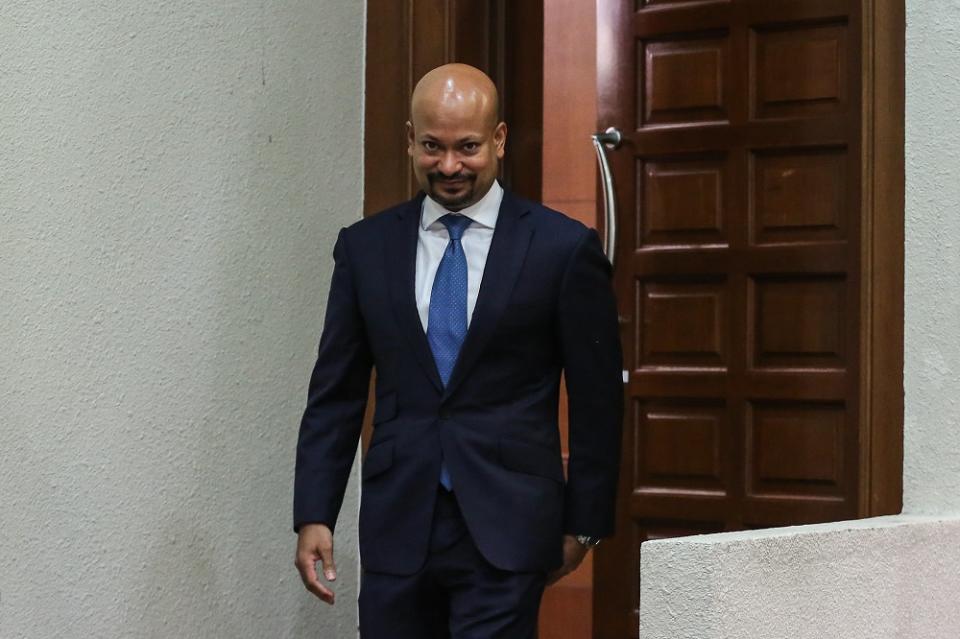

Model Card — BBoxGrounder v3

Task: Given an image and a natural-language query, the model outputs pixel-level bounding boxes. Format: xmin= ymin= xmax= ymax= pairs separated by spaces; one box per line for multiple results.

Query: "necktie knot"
xmin=440 ymin=214 xmax=472 ymax=241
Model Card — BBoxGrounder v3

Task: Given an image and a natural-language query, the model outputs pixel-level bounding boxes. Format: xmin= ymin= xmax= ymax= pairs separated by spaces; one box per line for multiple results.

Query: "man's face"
xmin=407 ymin=103 xmax=507 ymax=211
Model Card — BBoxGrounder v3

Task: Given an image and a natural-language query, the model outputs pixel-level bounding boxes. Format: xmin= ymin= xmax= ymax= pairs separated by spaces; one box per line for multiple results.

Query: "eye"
xmin=422 ymin=140 xmax=439 ymax=151
xmin=462 ymin=142 xmax=479 ymax=152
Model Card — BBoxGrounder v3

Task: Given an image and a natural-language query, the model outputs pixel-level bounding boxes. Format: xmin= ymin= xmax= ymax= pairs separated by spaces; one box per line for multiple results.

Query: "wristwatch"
xmin=575 ymin=535 xmax=601 ymax=548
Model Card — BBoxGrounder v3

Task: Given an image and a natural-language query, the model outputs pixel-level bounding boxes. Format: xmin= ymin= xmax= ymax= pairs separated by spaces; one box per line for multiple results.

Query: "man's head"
xmin=407 ymin=63 xmax=507 ymax=211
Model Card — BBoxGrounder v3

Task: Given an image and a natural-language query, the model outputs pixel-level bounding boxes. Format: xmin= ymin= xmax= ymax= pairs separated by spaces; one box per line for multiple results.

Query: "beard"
xmin=427 ymin=171 xmax=478 ymax=210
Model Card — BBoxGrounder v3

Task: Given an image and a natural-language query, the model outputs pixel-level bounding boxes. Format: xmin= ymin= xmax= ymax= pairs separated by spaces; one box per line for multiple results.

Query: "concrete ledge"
xmin=639 ymin=515 xmax=960 ymax=639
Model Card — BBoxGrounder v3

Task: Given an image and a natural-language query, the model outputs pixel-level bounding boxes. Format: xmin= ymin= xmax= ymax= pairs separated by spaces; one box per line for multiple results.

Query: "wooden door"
xmin=592 ymin=1 xmax=904 ymax=636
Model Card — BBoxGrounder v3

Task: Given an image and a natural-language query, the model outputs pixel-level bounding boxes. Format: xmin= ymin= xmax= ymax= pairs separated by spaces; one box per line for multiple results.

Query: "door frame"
xmin=857 ymin=0 xmax=904 ymax=518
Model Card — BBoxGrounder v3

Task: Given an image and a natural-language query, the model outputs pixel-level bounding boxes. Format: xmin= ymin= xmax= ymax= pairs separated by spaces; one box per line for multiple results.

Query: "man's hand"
xmin=545 ymin=534 xmax=590 ymax=586
xmin=294 ymin=523 xmax=337 ymax=605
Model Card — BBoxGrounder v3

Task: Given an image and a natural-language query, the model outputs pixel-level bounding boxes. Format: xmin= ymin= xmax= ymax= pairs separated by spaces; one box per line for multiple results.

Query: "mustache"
xmin=428 ymin=172 xmax=476 ymax=183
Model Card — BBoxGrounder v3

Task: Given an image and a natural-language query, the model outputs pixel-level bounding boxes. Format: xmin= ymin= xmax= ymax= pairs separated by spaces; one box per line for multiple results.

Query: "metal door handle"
xmin=591 ymin=127 xmax=622 ymax=268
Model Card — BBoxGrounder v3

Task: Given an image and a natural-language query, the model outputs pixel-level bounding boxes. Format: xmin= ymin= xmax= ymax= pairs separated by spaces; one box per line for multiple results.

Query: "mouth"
xmin=429 ymin=174 xmax=474 ymax=187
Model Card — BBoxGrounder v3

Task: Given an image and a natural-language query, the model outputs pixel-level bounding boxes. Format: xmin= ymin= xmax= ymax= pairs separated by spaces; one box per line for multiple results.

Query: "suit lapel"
xmin=386 ymin=192 xmax=445 ymax=393
xmin=442 ymin=190 xmax=533 ymax=400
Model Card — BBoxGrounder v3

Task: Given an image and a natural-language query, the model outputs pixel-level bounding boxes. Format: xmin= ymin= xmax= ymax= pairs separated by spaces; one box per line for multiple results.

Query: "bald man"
xmin=293 ymin=63 xmax=623 ymax=638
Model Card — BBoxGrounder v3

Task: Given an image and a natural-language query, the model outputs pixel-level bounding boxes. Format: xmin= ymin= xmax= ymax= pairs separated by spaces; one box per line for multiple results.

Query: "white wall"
xmin=640 ymin=516 xmax=960 ymax=638
xmin=901 ymin=0 xmax=960 ymax=514
xmin=639 ymin=1 xmax=960 ymax=637
xmin=0 ymin=2 xmax=365 ymax=638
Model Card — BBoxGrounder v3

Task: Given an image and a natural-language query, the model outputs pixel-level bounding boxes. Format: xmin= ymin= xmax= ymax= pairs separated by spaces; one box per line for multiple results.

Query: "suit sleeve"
xmin=557 ymin=227 xmax=624 ymax=538
xmin=293 ymin=227 xmax=373 ymax=534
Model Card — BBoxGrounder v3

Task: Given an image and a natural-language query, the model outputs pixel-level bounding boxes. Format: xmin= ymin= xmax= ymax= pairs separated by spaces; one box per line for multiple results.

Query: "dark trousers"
xmin=358 ymin=486 xmax=548 ymax=638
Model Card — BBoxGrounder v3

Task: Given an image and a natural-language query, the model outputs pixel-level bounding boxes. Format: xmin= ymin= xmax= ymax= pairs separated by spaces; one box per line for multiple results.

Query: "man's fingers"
xmin=311 ymin=579 xmax=336 ymax=605
xmin=294 ymin=552 xmax=319 ymax=589
xmin=318 ymin=542 xmax=337 ymax=581
xmin=295 ymin=553 xmax=336 ymax=605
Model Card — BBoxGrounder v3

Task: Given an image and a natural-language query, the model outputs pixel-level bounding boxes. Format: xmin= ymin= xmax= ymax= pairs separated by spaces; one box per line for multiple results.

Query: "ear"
xmin=406 ymin=121 xmax=415 ymax=158
xmin=494 ymin=122 xmax=508 ymax=159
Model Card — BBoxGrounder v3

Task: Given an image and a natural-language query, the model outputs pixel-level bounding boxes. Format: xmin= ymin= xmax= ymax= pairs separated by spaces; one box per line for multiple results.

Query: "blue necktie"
xmin=427 ymin=213 xmax=473 ymax=491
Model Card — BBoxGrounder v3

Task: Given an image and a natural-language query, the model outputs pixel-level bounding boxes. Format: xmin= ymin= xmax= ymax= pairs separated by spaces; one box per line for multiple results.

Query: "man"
xmin=293 ymin=63 xmax=623 ymax=638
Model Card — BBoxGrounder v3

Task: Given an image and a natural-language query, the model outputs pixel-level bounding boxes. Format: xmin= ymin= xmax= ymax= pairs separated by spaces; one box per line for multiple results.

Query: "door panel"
xmin=594 ymin=1 xmax=867 ymax=635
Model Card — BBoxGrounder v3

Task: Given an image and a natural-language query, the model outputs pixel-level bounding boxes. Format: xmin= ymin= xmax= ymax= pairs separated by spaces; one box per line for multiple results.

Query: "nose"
xmin=438 ymin=151 xmax=462 ymax=176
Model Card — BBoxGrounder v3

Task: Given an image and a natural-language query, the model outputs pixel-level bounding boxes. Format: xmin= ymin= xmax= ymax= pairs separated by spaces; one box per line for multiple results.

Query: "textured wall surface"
xmin=640 ymin=517 xmax=960 ymax=639
xmin=0 ymin=2 xmax=365 ymax=638
xmin=639 ymin=1 xmax=960 ymax=637
xmin=902 ymin=0 xmax=960 ymax=514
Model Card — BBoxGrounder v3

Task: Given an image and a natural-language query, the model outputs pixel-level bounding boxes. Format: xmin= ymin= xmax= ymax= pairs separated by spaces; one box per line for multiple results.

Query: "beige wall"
xmin=0 ymin=2 xmax=365 ymax=637
xmin=901 ymin=0 xmax=960 ymax=514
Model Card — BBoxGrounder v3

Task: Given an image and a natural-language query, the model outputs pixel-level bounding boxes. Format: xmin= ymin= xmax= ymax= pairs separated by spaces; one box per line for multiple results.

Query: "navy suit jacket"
xmin=293 ymin=188 xmax=624 ymax=576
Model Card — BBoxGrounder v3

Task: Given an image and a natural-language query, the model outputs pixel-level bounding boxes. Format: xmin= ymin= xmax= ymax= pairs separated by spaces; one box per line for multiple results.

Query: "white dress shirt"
xmin=416 ymin=180 xmax=504 ymax=333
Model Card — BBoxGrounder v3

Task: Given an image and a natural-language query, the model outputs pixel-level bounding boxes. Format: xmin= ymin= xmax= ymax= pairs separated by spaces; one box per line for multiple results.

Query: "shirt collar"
xmin=421 ymin=180 xmax=503 ymax=231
